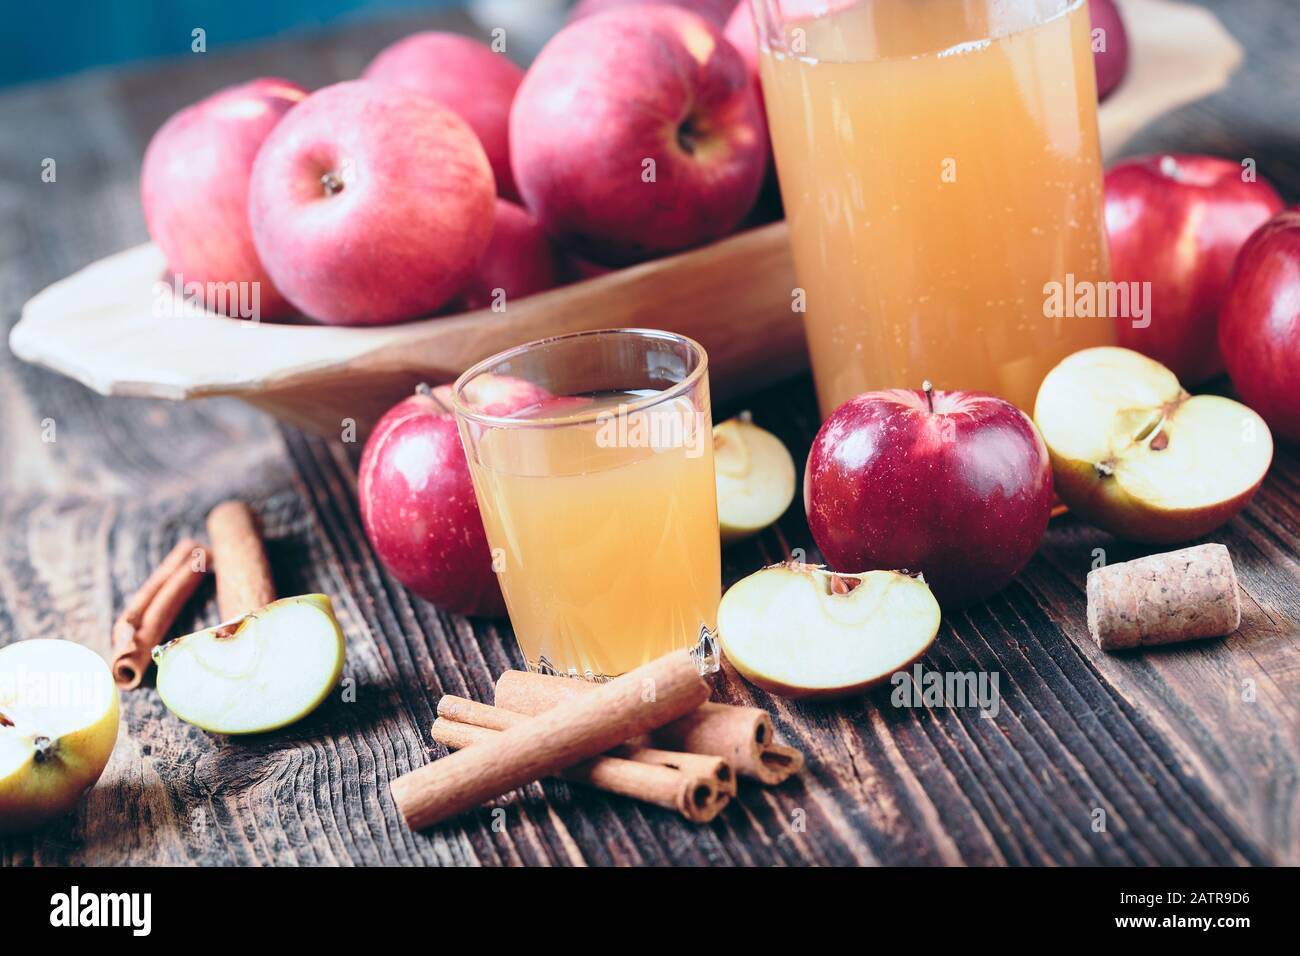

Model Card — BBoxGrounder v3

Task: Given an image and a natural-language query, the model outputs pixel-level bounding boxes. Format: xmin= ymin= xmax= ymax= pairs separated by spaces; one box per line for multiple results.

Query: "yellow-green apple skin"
xmin=154 ymin=594 xmax=345 ymax=735
xmin=1034 ymin=347 xmax=1272 ymax=543
xmin=714 ymin=416 xmax=797 ymax=545
xmin=718 ymin=564 xmax=940 ymax=700
xmin=0 ymin=639 xmax=120 ymax=834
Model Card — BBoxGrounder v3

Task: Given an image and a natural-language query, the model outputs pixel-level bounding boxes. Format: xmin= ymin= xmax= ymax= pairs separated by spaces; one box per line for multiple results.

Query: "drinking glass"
xmin=452 ymin=329 xmax=720 ymax=680
xmin=750 ymin=0 xmax=1115 ymax=416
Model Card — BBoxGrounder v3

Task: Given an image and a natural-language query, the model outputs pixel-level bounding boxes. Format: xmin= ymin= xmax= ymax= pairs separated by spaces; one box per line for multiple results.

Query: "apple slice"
xmin=0 ymin=639 xmax=120 ymax=834
xmin=1035 ymin=347 xmax=1273 ymax=543
xmin=718 ymin=563 xmax=940 ymax=699
xmin=714 ymin=414 xmax=796 ymax=544
xmin=154 ymin=594 xmax=345 ymax=735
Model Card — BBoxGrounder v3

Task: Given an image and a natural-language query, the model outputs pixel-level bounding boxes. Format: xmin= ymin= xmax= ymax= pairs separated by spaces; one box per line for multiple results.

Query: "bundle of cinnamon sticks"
xmin=391 ymin=650 xmax=804 ymax=828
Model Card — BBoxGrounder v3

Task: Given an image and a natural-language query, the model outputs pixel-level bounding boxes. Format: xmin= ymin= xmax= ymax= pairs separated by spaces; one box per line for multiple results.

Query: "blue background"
xmin=1 ymin=0 xmax=463 ymax=88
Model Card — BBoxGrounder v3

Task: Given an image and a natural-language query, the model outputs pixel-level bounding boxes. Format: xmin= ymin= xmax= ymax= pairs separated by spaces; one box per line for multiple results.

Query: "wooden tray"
xmin=9 ymin=0 xmax=1241 ymax=438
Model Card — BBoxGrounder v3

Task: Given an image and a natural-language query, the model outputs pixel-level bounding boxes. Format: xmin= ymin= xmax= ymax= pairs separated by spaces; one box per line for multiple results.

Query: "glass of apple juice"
xmin=451 ymin=329 xmax=721 ymax=681
xmin=750 ymin=0 xmax=1115 ymax=417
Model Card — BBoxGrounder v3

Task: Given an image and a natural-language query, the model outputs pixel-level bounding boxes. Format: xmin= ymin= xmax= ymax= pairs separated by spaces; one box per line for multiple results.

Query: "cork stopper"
xmin=1086 ymin=543 xmax=1241 ymax=651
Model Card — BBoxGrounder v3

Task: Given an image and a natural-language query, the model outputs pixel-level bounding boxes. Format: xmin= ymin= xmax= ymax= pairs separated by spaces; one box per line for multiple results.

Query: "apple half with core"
xmin=0 ymin=639 xmax=120 ymax=834
xmin=713 ymin=413 xmax=795 ymax=544
xmin=805 ymin=384 xmax=1054 ymax=607
xmin=1034 ymin=347 xmax=1273 ymax=543
xmin=154 ymin=594 xmax=344 ymax=735
xmin=718 ymin=564 xmax=940 ymax=700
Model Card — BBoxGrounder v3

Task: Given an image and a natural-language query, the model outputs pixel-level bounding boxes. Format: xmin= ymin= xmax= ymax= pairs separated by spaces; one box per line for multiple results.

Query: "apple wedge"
xmin=1035 ymin=347 xmax=1273 ymax=543
xmin=714 ymin=414 xmax=796 ymax=544
xmin=718 ymin=563 xmax=940 ymax=699
xmin=154 ymin=594 xmax=345 ymax=735
xmin=0 ymin=639 xmax=120 ymax=834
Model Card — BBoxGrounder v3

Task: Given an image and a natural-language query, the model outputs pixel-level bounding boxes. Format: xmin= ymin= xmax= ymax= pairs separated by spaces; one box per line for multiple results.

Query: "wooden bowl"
xmin=9 ymin=0 xmax=1240 ymax=438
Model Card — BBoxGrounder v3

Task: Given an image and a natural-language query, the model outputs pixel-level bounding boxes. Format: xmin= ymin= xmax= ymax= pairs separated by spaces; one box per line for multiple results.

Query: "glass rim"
xmin=450 ymin=327 xmax=710 ymax=430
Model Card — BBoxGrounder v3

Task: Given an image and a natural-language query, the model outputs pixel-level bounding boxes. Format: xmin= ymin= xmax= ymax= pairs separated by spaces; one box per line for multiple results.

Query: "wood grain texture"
xmin=1 ymin=2 xmax=1297 ymax=866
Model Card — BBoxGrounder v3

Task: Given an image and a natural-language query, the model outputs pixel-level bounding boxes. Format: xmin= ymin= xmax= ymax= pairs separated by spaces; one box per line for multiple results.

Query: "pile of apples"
xmin=140 ymin=3 xmax=772 ymax=326
xmin=139 ymin=0 xmax=1134 ymax=327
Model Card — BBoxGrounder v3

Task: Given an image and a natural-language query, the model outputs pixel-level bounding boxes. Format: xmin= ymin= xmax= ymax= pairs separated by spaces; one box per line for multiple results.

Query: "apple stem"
xmin=417 ymin=381 xmax=454 ymax=415
xmin=320 ymin=171 xmax=345 ymax=196
xmin=922 ymin=380 xmax=935 ymax=413
xmin=0 ymin=711 xmax=12 ymax=728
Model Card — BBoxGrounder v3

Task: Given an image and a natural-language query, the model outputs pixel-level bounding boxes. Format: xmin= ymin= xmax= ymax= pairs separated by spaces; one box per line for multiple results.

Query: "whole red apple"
xmin=141 ymin=78 xmax=307 ymax=320
xmin=569 ymin=0 xmax=738 ymax=28
xmin=358 ymin=375 xmax=550 ymax=616
xmin=805 ymin=385 xmax=1054 ymax=607
xmin=248 ymin=80 xmax=495 ymax=326
xmin=1220 ymin=209 xmax=1300 ymax=444
xmin=460 ymin=200 xmax=568 ymax=312
xmin=1105 ymin=154 xmax=1284 ymax=384
xmin=362 ymin=32 xmax=524 ymax=201
xmin=1090 ymin=0 xmax=1130 ymax=101
xmin=510 ymin=6 xmax=767 ymax=265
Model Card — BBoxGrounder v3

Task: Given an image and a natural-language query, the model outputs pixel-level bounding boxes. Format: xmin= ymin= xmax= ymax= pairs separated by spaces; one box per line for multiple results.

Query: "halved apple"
xmin=714 ymin=414 xmax=796 ymax=544
xmin=718 ymin=563 xmax=940 ymax=699
xmin=1034 ymin=347 xmax=1272 ymax=543
xmin=154 ymin=594 xmax=345 ymax=735
xmin=0 ymin=639 xmax=120 ymax=833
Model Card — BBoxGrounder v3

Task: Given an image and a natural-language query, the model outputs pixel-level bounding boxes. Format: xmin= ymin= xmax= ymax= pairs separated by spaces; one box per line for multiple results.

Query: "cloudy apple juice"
xmin=756 ymin=0 xmax=1114 ymax=416
xmin=462 ymin=389 xmax=721 ymax=680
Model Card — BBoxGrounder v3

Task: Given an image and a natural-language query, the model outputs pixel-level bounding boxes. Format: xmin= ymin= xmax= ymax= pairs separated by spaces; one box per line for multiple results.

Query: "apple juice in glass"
xmin=452 ymin=329 xmax=721 ymax=681
xmin=750 ymin=0 xmax=1115 ymax=416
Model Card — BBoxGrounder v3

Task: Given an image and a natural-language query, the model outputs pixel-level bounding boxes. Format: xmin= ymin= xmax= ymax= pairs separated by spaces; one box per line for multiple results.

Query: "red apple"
xmin=1090 ymin=0 xmax=1130 ymax=101
xmin=248 ymin=80 xmax=495 ymax=326
xmin=1220 ymin=209 xmax=1300 ymax=444
xmin=1105 ymin=154 xmax=1284 ymax=384
xmin=510 ymin=6 xmax=767 ymax=265
xmin=805 ymin=385 xmax=1054 ymax=607
xmin=362 ymin=32 xmax=524 ymax=201
xmin=569 ymin=0 xmax=738 ymax=28
xmin=358 ymin=375 xmax=550 ymax=616
xmin=460 ymin=200 xmax=568 ymax=312
xmin=141 ymin=78 xmax=307 ymax=320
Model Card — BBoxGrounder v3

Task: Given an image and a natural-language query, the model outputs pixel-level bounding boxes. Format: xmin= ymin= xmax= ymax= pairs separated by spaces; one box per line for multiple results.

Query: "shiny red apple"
xmin=141 ymin=78 xmax=307 ymax=320
xmin=1090 ymin=0 xmax=1130 ymax=101
xmin=362 ymin=32 xmax=524 ymax=201
xmin=248 ymin=80 xmax=495 ymax=326
xmin=1219 ymin=209 xmax=1300 ymax=444
xmin=805 ymin=385 xmax=1054 ymax=607
xmin=358 ymin=376 xmax=550 ymax=617
xmin=1105 ymin=154 xmax=1284 ymax=384
xmin=510 ymin=6 xmax=767 ymax=265
xmin=460 ymin=200 xmax=568 ymax=312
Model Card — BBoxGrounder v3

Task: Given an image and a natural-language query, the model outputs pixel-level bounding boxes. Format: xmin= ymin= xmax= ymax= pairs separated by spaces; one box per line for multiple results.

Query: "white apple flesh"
xmin=714 ymin=415 xmax=795 ymax=544
xmin=154 ymin=594 xmax=345 ymax=735
xmin=718 ymin=564 xmax=940 ymax=700
xmin=1035 ymin=347 xmax=1273 ymax=543
xmin=0 ymin=639 xmax=120 ymax=834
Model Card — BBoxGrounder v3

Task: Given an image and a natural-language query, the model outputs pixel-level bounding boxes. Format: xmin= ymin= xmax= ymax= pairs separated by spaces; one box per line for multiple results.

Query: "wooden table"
xmin=2 ymin=2 xmax=1297 ymax=867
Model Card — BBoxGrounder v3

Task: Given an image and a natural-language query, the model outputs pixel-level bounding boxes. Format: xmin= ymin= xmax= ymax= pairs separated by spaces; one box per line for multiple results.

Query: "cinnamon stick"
xmin=207 ymin=500 xmax=275 ymax=621
xmin=110 ymin=539 xmax=211 ymax=689
xmin=495 ymin=670 xmax=804 ymax=785
xmin=390 ymin=649 xmax=710 ymax=830
xmin=431 ymin=717 xmax=729 ymax=823
xmin=438 ymin=695 xmax=736 ymax=797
